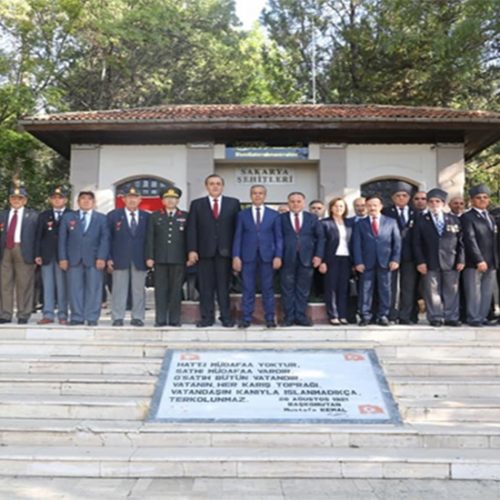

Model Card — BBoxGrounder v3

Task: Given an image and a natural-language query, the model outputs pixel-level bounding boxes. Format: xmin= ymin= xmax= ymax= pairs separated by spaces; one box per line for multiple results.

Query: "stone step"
xmin=0 ymin=374 xmax=155 ymax=397
xmin=0 ymin=340 xmax=499 ymax=359
xmin=0 ymin=446 xmax=498 ymax=479
xmin=0 ymin=356 xmax=162 ymax=375
xmin=1 ymin=325 xmax=497 ymax=343
xmin=400 ymin=398 xmax=500 ymax=422
xmin=0 ymin=419 xmax=499 ymax=449
xmin=382 ymin=358 xmax=500 ymax=377
xmin=389 ymin=377 xmax=500 ymax=398
xmin=0 ymin=395 xmax=148 ymax=420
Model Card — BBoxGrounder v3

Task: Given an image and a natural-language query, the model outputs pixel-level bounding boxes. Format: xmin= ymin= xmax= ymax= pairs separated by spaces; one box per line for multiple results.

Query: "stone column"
xmin=436 ymin=144 xmax=465 ymax=198
xmin=318 ymin=144 xmax=348 ymax=203
xmin=186 ymin=143 xmax=215 ymax=204
xmin=69 ymin=144 xmax=101 ymax=209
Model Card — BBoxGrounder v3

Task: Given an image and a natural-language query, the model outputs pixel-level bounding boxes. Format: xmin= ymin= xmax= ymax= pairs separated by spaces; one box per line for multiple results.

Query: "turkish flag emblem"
xmin=358 ymin=404 xmax=385 ymax=415
xmin=344 ymin=353 xmax=365 ymax=362
xmin=180 ymin=353 xmax=200 ymax=361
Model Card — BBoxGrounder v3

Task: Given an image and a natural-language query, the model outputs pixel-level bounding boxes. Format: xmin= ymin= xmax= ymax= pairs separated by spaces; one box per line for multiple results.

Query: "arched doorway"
xmin=361 ymin=178 xmax=418 ymax=207
xmin=115 ymin=177 xmax=174 ymax=211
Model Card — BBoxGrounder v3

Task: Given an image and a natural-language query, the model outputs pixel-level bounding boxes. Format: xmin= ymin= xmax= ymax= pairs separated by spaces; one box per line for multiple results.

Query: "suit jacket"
xmin=232 ymin=206 xmax=283 ymax=263
xmin=461 ymin=208 xmax=499 ymax=269
xmin=145 ymin=209 xmax=188 ymax=265
xmin=352 ymin=215 xmax=401 ymax=270
xmin=413 ymin=212 xmax=464 ymax=271
xmin=0 ymin=208 xmax=39 ymax=264
xmin=35 ymin=208 xmax=72 ymax=264
xmin=107 ymin=208 xmax=149 ymax=271
xmin=321 ymin=217 xmax=354 ymax=264
xmin=382 ymin=205 xmax=416 ymax=263
xmin=280 ymin=211 xmax=325 ymax=267
xmin=58 ymin=210 xmax=110 ymax=267
xmin=187 ymin=196 xmax=240 ymax=258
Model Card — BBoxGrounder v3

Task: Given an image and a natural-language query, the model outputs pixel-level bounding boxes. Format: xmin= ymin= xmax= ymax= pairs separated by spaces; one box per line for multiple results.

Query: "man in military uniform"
xmin=107 ymin=186 xmax=150 ymax=327
xmin=35 ymin=186 xmax=72 ymax=325
xmin=0 ymin=185 xmax=39 ymax=324
xmin=146 ymin=187 xmax=187 ymax=327
xmin=413 ymin=188 xmax=464 ymax=327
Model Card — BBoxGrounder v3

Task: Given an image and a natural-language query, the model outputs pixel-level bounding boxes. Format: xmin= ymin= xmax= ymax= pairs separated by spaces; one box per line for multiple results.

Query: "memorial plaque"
xmin=149 ymin=350 xmax=401 ymax=424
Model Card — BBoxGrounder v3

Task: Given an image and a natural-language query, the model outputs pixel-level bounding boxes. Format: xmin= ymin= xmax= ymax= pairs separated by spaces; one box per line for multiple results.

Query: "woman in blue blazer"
xmin=320 ymin=198 xmax=354 ymax=325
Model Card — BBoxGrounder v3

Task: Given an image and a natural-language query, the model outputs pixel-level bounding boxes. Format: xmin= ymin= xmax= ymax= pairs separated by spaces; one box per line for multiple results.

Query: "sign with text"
xmin=226 ymin=147 xmax=308 ymax=160
xmin=149 ymin=350 xmax=401 ymax=424
xmin=235 ymin=166 xmax=295 ymax=185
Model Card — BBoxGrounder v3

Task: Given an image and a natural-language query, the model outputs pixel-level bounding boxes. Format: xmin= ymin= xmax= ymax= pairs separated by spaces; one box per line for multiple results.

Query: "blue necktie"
xmin=80 ymin=212 xmax=88 ymax=232
xmin=130 ymin=211 xmax=137 ymax=236
xmin=434 ymin=214 xmax=444 ymax=236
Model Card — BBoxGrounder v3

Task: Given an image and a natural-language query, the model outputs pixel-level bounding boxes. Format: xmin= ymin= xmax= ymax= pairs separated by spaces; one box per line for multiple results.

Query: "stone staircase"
xmin=0 ymin=323 xmax=499 ymax=480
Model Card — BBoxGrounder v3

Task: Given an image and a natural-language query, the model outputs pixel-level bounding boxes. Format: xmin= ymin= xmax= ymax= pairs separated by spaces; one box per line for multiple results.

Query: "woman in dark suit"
xmin=320 ymin=197 xmax=353 ymax=325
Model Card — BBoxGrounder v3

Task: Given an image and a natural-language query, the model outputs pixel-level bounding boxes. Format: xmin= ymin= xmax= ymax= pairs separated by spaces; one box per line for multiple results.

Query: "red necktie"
xmin=6 ymin=210 xmax=18 ymax=249
xmin=212 ymin=198 xmax=219 ymax=219
xmin=294 ymin=213 xmax=301 ymax=233
xmin=371 ymin=217 xmax=379 ymax=237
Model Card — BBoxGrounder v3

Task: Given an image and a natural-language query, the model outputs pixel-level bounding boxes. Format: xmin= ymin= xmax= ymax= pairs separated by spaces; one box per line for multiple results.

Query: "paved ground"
xmin=1 ymin=478 xmax=499 ymax=500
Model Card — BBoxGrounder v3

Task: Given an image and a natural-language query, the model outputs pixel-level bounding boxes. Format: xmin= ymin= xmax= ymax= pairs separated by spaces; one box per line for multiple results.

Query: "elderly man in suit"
xmin=146 ymin=187 xmax=187 ymax=327
xmin=461 ymin=184 xmax=499 ymax=327
xmin=59 ymin=191 xmax=110 ymax=326
xmin=187 ymin=174 xmax=240 ymax=328
xmin=279 ymin=192 xmax=325 ymax=327
xmin=0 ymin=185 xmax=39 ymax=324
xmin=353 ymin=194 xmax=401 ymax=326
xmin=413 ymin=188 xmax=464 ymax=327
xmin=382 ymin=182 xmax=418 ymax=324
xmin=107 ymin=186 xmax=149 ymax=327
xmin=232 ymin=185 xmax=283 ymax=328
xmin=35 ymin=186 xmax=72 ymax=325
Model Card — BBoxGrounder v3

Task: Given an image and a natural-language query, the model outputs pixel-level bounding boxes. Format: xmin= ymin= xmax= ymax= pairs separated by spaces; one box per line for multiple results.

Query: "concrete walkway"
xmin=1 ymin=478 xmax=499 ymax=499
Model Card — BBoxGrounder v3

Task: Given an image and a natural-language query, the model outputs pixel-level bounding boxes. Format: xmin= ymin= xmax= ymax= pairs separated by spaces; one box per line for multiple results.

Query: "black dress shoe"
xmin=377 ymin=317 xmax=390 ymax=326
xmin=221 ymin=320 xmax=235 ymax=328
xmin=430 ymin=320 xmax=443 ymax=327
xmin=281 ymin=320 xmax=294 ymax=327
xmin=130 ymin=319 xmax=144 ymax=327
xmin=196 ymin=321 xmax=213 ymax=328
xmin=112 ymin=319 xmax=124 ymax=327
xmin=359 ymin=319 xmax=369 ymax=326
xmin=87 ymin=321 xmax=98 ymax=326
xmin=169 ymin=322 xmax=181 ymax=327
xmin=483 ymin=319 xmax=497 ymax=327
xmin=154 ymin=322 xmax=167 ymax=327
xmin=444 ymin=320 xmax=462 ymax=327
xmin=295 ymin=318 xmax=313 ymax=327
xmin=238 ymin=320 xmax=251 ymax=329
xmin=266 ymin=320 xmax=277 ymax=328
xmin=69 ymin=320 xmax=84 ymax=326
xmin=468 ymin=321 xmax=482 ymax=327
xmin=398 ymin=319 xmax=412 ymax=325
xmin=17 ymin=318 xmax=28 ymax=325
xmin=0 ymin=318 xmax=11 ymax=324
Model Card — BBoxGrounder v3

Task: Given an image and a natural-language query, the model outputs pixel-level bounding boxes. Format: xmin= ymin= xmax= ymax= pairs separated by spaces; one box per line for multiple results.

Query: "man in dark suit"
xmin=279 ymin=192 xmax=325 ymax=327
xmin=232 ymin=185 xmax=283 ymax=328
xmin=461 ymin=184 xmax=499 ymax=327
xmin=0 ymin=185 xmax=39 ymax=324
xmin=186 ymin=174 xmax=240 ymax=327
xmin=146 ymin=187 xmax=187 ymax=327
xmin=59 ymin=191 xmax=110 ymax=326
xmin=413 ymin=188 xmax=464 ymax=327
xmin=353 ymin=194 xmax=401 ymax=326
xmin=382 ymin=183 xmax=418 ymax=324
xmin=35 ymin=186 xmax=72 ymax=325
xmin=107 ymin=186 xmax=149 ymax=327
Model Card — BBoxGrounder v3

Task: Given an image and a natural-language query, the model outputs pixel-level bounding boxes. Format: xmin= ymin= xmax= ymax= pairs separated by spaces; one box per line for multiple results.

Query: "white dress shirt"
xmin=252 ymin=205 xmax=265 ymax=224
xmin=8 ymin=206 xmax=24 ymax=243
xmin=289 ymin=211 xmax=303 ymax=229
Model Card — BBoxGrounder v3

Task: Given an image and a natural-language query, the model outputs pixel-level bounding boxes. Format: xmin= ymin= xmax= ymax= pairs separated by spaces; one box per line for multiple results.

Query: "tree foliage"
xmin=0 ymin=0 xmax=498 ymax=208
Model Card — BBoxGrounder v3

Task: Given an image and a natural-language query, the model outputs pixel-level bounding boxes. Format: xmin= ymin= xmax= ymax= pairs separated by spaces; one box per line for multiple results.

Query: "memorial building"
xmin=20 ymin=104 xmax=500 ymax=210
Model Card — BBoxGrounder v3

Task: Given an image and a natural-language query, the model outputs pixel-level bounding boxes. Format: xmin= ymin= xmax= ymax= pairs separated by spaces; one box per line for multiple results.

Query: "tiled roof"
xmin=22 ymin=104 xmax=500 ymax=124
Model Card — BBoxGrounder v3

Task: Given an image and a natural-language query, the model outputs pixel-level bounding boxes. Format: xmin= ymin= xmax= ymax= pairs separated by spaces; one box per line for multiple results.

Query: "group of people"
xmin=0 ymin=176 xmax=498 ymax=329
